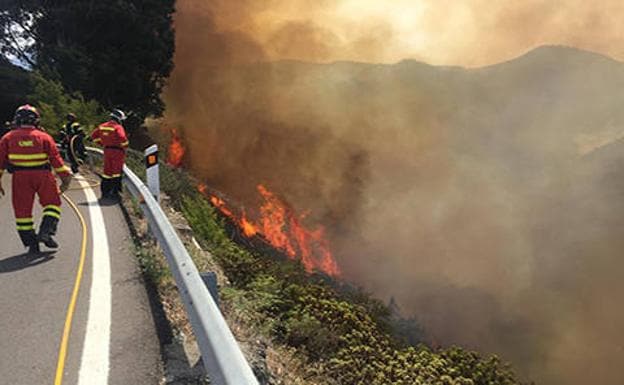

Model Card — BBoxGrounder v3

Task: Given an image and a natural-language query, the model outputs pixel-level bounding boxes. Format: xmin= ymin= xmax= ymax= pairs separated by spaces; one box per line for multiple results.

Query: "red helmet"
xmin=14 ymin=104 xmax=40 ymax=126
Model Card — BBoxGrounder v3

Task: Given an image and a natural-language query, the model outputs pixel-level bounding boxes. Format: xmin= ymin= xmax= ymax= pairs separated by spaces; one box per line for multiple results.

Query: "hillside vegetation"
xmin=164 ymin=45 xmax=624 ymax=385
xmin=124 ymin=150 xmax=526 ymax=385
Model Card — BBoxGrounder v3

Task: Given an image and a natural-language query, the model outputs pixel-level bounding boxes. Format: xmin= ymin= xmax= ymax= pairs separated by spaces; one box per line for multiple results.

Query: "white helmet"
xmin=110 ymin=109 xmax=127 ymax=122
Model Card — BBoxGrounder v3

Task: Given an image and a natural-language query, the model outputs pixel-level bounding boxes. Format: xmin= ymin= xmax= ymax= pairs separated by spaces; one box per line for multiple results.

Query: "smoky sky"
xmin=197 ymin=0 xmax=624 ymax=66
xmin=161 ymin=2 xmax=624 ymax=384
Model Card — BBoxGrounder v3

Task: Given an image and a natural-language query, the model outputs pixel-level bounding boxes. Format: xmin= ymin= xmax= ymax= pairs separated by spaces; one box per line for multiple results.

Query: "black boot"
xmin=100 ymin=178 xmax=112 ymax=198
xmin=111 ymin=176 xmax=122 ymax=201
xmin=29 ymin=242 xmax=41 ymax=254
xmin=19 ymin=229 xmax=37 ymax=248
xmin=39 ymin=215 xmax=59 ymax=249
xmin=19 ymin=229 xmax=40 ymax=255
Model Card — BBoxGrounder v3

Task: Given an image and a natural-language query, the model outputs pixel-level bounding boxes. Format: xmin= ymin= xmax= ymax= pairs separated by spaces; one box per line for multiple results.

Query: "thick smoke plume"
xmin=166 ymin=0 xmax=624 ymax=66
xmin=161 ymin=1 xmax=624 ymax=384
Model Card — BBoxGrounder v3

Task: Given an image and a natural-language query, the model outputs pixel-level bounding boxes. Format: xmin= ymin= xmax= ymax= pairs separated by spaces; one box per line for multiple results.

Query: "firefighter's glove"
xmin=59 ymin=174 xmax=73 ymax=193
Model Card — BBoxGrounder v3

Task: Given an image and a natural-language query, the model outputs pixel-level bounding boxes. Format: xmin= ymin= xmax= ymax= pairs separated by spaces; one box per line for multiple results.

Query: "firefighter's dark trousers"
xmin=12 ymin=170 xmax=61 ymax=247
xmin=101 ymin=148 xmax=125 ymax=198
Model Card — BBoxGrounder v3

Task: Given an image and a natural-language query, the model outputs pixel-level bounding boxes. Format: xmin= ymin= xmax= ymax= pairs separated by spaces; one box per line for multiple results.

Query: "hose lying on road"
xmin=65 ymin=175 xmax=100 ymax=191
xmin=54 ymin=186 xmax=89 ymax=385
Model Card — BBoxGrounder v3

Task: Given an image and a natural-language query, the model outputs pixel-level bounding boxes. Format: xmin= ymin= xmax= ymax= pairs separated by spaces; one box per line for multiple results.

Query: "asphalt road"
xmin=0 ymin=175 xmax=162 ymax=384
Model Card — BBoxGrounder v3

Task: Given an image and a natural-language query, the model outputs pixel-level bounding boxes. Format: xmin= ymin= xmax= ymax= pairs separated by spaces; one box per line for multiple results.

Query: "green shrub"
xmin=128 ymin=158 xmax=527 ymax=385
xmin=27 ymin=72 xmax=107 ymax=135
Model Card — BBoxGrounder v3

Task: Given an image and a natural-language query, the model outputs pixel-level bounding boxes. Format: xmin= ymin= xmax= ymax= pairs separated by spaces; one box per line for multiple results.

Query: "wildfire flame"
xmin=167 ymin=128 xmax=185 ymax=167
xmin=240 ymin=210 xmax=258 ymax=237
xmin=200 ymin=183 xmax=340 ymax=277
xmin=210 ymin=195 xmax=234 ymax=218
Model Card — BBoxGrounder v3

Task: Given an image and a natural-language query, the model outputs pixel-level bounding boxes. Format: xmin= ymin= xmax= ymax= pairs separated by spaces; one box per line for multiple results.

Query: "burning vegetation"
xmin=167 ymin=128 xmax=185 ymax=167
xmin=198 ymin=182 xmax=341 ymax=277
xmin=151 ymin=151 xmax=524 ymax=385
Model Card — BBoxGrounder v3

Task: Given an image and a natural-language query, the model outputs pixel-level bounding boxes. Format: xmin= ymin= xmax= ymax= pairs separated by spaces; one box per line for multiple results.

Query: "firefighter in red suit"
xmin=90 ymin=109 xmax=129 ymax=200
xmin=0 ymin=105 xmax=73 ymax=254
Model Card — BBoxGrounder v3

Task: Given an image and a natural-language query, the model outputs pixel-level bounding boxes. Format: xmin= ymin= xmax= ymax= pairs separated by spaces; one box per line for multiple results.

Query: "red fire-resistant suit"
xmin=90 ymin=120 xmax=128 ymax=197
xmin=0 ymin=125 xmax=72 ymax=247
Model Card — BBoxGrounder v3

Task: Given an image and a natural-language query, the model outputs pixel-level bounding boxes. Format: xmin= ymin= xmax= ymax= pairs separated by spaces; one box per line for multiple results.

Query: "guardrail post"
xmin=144 ymin=144 xmax=160 ymax=202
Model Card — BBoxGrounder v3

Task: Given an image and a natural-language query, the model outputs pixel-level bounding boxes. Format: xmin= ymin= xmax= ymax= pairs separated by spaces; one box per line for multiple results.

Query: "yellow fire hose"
xmin=54 ymin=191 xmax=88 ymax=385
xmin=53 ymin=136 xmax=103 ymax=383
xmin=67 ymin=135 xmax=100 ymax=190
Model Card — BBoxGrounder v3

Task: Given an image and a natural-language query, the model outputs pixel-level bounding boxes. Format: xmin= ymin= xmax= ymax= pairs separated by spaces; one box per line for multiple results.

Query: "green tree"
xmin=0 ymin=57 xmax=33 ymax=121
xmin=27 ymin=72 xmax=107 ymax=135
xmin=1 ymin=0 xmax=175 ymax=128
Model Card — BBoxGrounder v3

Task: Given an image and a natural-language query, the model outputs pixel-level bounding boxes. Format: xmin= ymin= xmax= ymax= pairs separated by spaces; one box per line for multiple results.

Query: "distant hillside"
xmin=165 ymin=45 xmax=624 ymax=385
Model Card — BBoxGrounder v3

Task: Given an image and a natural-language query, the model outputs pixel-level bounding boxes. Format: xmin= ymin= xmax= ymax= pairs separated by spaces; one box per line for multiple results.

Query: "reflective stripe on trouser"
xmin=12 ymin=170 xmax=62 ymax=245
xmin=43 ymin=204 xmax=62 ymax=219
xmin=16 ymin=217 xmax=34 ymax=231
xmin=16 ymin=217 xmax=36 ymax=247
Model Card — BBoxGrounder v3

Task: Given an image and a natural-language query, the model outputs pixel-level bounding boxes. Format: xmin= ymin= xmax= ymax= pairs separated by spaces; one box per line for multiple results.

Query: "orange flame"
xmin=201 ymin=183 xmax=340 ymax=277
xmin=240 ymin=210 xmax=259 ymax=237
xmin=210 ymin=195 xmax=234 ymax=218
xmin=257 ymin=184 xmax=340 ymax=276
xmin=257 ymin=184 xmax=298 ymax=258
xmin=167 ymin=128 xmax=185 ymax=167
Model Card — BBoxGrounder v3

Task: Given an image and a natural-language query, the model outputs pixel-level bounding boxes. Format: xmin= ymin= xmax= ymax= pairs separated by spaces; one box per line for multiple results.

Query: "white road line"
xmin=77 ymin=179 xmax=111 ymax=385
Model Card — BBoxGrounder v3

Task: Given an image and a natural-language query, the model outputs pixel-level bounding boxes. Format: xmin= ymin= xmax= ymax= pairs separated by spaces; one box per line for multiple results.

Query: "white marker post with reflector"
xmin=145 ymin=144 xmax=160 ymax=202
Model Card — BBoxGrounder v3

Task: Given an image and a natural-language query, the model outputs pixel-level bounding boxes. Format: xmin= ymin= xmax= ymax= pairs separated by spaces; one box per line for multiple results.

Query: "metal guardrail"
xmin=86 ymin=147 xmax=259 ymax=385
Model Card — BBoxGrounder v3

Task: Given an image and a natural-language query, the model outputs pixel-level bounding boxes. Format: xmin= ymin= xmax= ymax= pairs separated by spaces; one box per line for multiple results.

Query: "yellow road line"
xmin=54 ymin=192 xmax=88 ymax=385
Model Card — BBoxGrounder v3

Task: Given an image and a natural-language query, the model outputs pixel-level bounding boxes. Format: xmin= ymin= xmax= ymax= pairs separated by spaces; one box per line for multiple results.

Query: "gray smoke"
xmin=160 ymin=2 xmax=624 ymax=384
